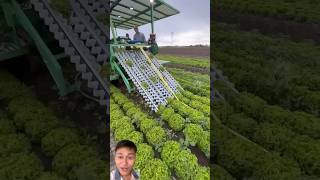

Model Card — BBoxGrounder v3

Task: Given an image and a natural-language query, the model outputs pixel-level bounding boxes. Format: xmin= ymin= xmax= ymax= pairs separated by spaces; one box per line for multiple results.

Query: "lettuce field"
xmin=110 ymin=52 xmax=211 ymax=180
xmin=0 ymin=69 xmax=108 ymax=179
xmin=214 ymin=1 xmax=320 ymax=179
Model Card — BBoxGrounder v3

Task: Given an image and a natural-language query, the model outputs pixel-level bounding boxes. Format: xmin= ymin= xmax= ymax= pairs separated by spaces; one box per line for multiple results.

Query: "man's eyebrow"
xmin=115 ymin=153 xmax=135 ymax=156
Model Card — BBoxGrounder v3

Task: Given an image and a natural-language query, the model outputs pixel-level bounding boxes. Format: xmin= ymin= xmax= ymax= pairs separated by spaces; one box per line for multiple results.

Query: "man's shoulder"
xmin=110 ymin=169 xmax=116 ymax=180
xmin=132 ymin=169 xmax=140 ymax=179
xmin=110 ymin=169 xmax=140 ymax=180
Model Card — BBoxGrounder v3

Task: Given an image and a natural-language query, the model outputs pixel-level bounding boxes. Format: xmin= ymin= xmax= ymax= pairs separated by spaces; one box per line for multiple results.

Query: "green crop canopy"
xmin=110 ymin=0 xmax=179 ymax=30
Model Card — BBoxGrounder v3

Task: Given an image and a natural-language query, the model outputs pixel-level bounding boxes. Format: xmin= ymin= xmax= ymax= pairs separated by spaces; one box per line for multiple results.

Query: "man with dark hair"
xmin=133 ymin=26 xmax=146 ymax=43
xmin=111 ymin=140 xmax=139 ymax=180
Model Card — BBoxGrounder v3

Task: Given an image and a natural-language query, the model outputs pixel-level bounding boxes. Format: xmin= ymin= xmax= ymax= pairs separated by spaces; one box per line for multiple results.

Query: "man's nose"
xmin=123 ymin=158 xmax=128 ymax=165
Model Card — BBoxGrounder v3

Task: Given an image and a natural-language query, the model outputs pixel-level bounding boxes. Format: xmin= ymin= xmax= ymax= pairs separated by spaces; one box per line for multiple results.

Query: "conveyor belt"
xmin=115 ymin=49 xmax=181 ymax=112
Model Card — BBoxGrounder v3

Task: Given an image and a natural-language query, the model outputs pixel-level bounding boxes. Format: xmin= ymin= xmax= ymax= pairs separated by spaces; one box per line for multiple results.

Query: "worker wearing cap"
xmin=133 ymin=26 xmax=146 ymax=43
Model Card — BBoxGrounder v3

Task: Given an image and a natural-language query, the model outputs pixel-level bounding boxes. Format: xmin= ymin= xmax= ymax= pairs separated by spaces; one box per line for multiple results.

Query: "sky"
xmin=115 ymin=0 xmax=210 ymax=46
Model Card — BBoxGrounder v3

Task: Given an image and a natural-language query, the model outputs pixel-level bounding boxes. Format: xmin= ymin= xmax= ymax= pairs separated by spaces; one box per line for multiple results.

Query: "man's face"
xmin=115 ymin=147 xmax=136 ymax=177
xmin=134 ymin=27 xmax=138 ymax=33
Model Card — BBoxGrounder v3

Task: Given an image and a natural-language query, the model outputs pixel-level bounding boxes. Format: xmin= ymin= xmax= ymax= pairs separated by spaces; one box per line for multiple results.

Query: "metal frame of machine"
xmin=109 ymin=0 xmax=179 ymax=93
xmin=108 ymin=0 xmax=181 ymax=112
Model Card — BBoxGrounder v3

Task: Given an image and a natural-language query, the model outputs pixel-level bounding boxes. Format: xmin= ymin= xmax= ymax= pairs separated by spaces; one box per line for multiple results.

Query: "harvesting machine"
xmin=0 ymin=0 xmax=182 ymax=112
xmin=110 ymin=0 xmax=182 ymax=111
xmin=0 ymin=0 xmax=109 ymax=105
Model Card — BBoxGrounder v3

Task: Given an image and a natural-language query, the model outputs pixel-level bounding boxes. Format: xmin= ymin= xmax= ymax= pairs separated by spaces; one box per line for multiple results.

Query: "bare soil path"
xmin=159 ymin=46 xmax=210 ymax=58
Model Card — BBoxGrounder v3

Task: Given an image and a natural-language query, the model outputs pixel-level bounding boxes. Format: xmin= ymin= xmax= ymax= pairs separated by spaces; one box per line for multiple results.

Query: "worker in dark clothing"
xmin=126 ymin=33 xmax=131 ymax=40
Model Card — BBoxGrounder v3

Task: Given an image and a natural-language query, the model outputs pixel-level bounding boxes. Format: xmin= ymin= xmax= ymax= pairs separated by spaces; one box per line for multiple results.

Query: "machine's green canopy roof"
xmin=111 ymin=0 xmax=179 ymax=30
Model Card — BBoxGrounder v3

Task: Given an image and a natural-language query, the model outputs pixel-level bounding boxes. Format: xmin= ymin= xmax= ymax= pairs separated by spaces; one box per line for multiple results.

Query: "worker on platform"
xmin=125 ymin=33 xmax=131 ymax=40
xmin=110 ymin=140 xmax=139 ymax=180
xmin=133 ymin=26 xmax=146 ymax=43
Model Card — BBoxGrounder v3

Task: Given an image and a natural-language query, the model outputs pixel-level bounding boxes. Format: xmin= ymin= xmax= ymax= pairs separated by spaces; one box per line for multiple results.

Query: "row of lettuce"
xmin=167 ymin=68 xmax=239 ymax=179
xmin=0 ymin=70 xmax=107 ymax=180
xmin=156 ymin=57 xmax=238 ymax=178
xmin=157 ymin=55 xmax=210 ymax=69
xmin=213 ymin=79 xmax=320 ymax=178
xmin=110 ymin=85 xmax=210 ymax=179
xmin=213 ymin=23 xmax=320 ymax=117
xmin=168 ymin=68 xmax=210 ymax=97
xmin=216 ymin=0 xmax=320 ymax=23
xmin=213 ymin=120 xmax=302 ymax=179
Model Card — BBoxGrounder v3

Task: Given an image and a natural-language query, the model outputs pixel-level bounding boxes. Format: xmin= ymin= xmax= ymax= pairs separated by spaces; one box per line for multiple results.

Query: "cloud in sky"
xmin=114 ymin=0 xmax=210 ymax=46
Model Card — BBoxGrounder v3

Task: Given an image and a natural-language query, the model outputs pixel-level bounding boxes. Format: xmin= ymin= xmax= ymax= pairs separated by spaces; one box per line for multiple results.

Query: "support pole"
xmin=110 ymin=16 xmax=118 ymax=44
xmin=150 ymin=1 xmax=154 ymax=33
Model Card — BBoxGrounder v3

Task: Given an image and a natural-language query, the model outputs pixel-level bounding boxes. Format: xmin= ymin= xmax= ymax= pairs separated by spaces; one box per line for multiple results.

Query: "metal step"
xmin=70 ymin=0 xmax=108 ymax=60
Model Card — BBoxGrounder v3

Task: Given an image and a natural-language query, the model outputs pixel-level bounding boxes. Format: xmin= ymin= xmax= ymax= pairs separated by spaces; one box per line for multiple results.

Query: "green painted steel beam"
xmin=7 ymin=0 xmax=76 ymax=96
xmin=0 ymin=47 xmax=27 ymax=61
xmin=110 ymin=0 xmax=122 ymax=11
xmin=111 ymin=16 xmax=141 ymax=27
xmin=110 ymin=16 xmax=118 ymax=44
xmin=115 ymin=24 xmax=134 ymax=30
xmin=109 ymin=46 xmax=133 ymax=93
xmin=150 ymin=1 xmax=154 ymax=33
